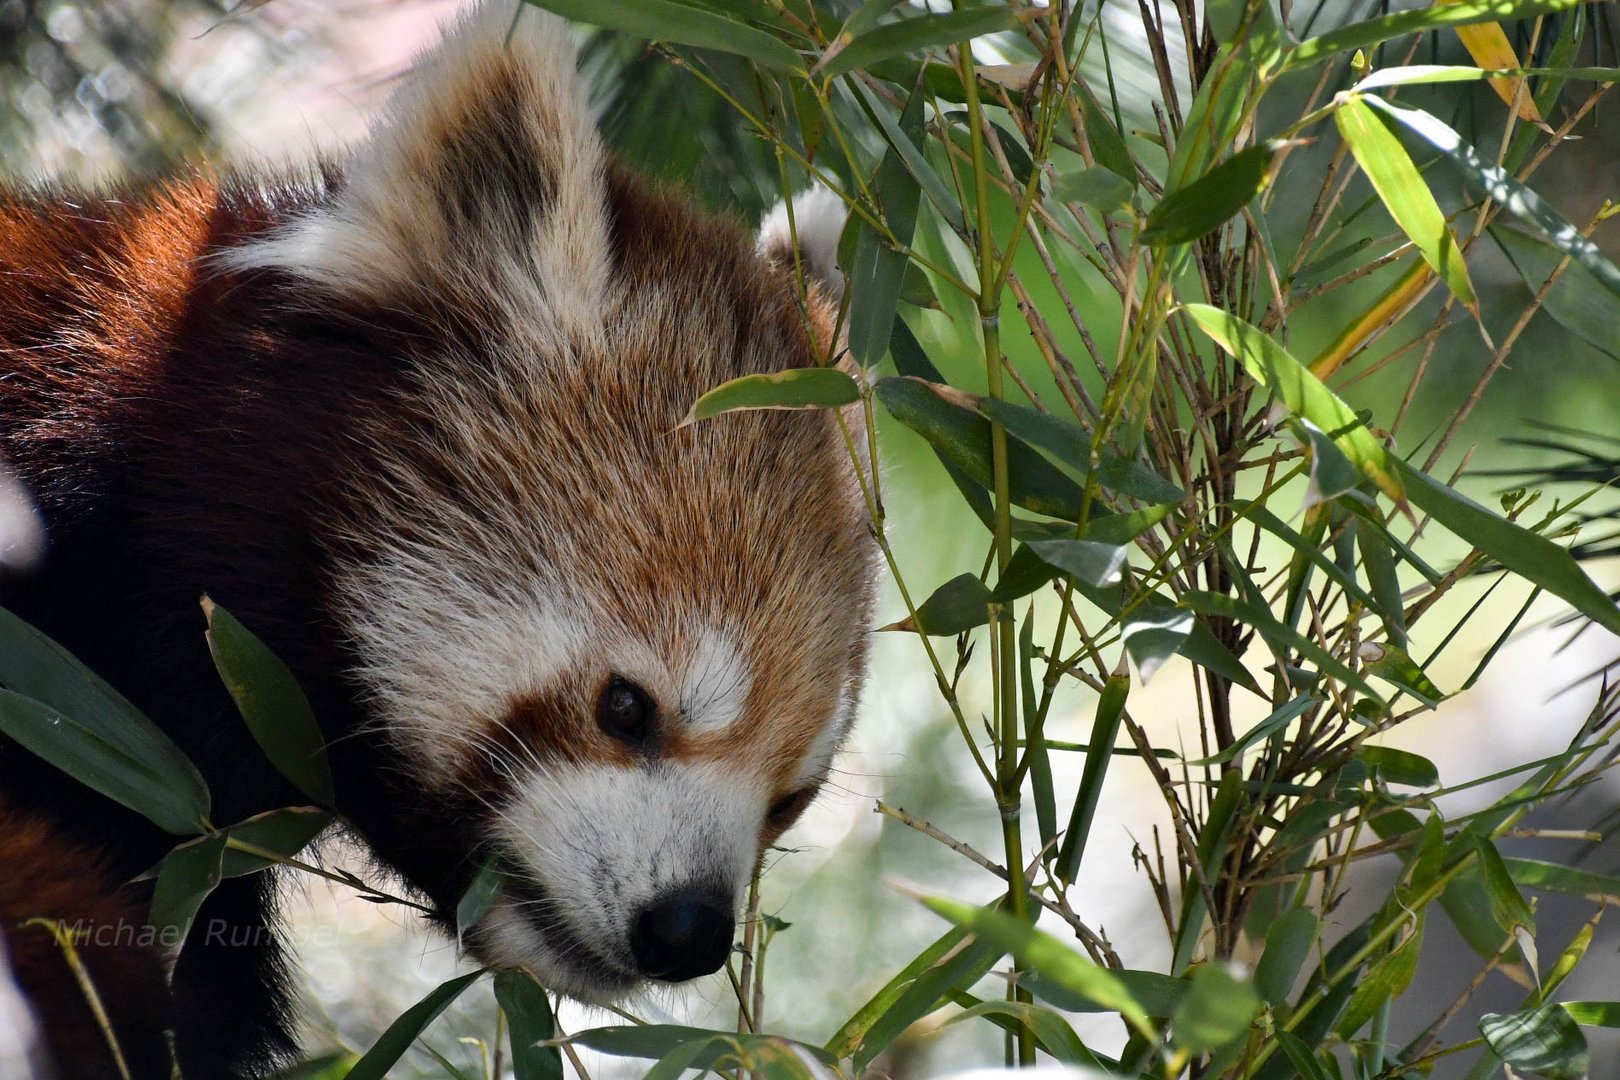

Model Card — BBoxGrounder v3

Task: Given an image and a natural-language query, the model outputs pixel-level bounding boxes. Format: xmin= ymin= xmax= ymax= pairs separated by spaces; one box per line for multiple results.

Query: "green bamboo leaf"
xmin=1492 ymin=225 xmax=1620 ymax=362
xmin=1356 ymin=745 xmax=1439 ymax=788
xmin=1183 ymin=304 xmax=1404 ymax=505
xmin=149 ymin=831 xmax=227 ymax=950
xmin=818 ymin=8 xmax=1019 ymax=79
xmin=521 ymin=0 xmax=804 ymax=73
xmin=0 ymin=689 xmax=210 ymax=835
xmin=851 ymin=933 xmax=1001 ymax=1071
xmin=1299 ymin=421 xmax=1360 ymax=507
xmin=1338 ymin=913 xmax=1424 ymax=1036
xmin=1025 ymin=539 xmax=1127 ymax=588
xmin=1254 ymin=908 xmax=1319 ymax=1005
xmin=456 ymin=855 xmax=508 ymax=945
xmin=1562 ymin=1002 xmax=1620 ymax=1027
xmin=0 ymin=606 xmax=211 ymax=831
xmin=1142 ymin=142 xmax=1281 ymax=246
xmin=1356 ymin=642 xmax=1446 ymax=708
xmin=978 ymin=398 xmax=1187 ymax=504
xmin=494 ymin=970 xmax=564 ymax=1080
xmin=1023 ymin=969 xmax=1186 ymax=1018
xmin=1336 ymin=96 xmax=1476 ymax=311
xmin=1053 ymin=672 xmax=1129 ymax=884
xmin=1393 ymin=458 xmax=1620 ymax=637
xmin=826 ymin=924 xmax=969 ymax=1060
xmin=875 ymin=376 xmax=1089 ymax=520
xmin=683 ymin=369 xmax=859 ymax=425
xmin=1181 ymin=591 xmax=1383 ymax=703
xmin=1287 ymin=0 xmax=1583 ymax=70
xmin=1172 ymin=963 xmax=1262 ymax=1054
xmin=1121 ymin=605 xmax=1192 ymax=684
xmin=1183 ymin=695 xmax=1318 ymax=768
xmin=942 ymin=1001 xmax=1106 ymax=1068
xmin=850 ymin=78 xmax=963 ymax=231
xmin=1480 ymin=1004 xmax=1589 ymax=1080
xmin=1054 ymin=166 xmax=1136 ymax=214
xmin=1478 ymin=837 xmax=1537 ymax=937
xmin=204 ymin=598 xmax=334 ymax=807
xmin=1505 ymin=858 xmax=1620 ymax=901
xmin=848 ymin=80 xmax=925 ymax=365
xmin=1275 ymin=1030 xmax=1334 ymax=1080
xmin=1358 ymin=519 xmax=1407 ymax=646
xmin=1172 ymin=771 xmax=1244 ymax=976
xmin=883 ymin=573 xmax=994 ymax=636
xmin=344 ymin=970 xmax=488 ymax=1080
xmin=1366 ymin=96 xmax=1620 ymax=300
xmin=916 ymin=893 xmax=1157 ymax=1040
xmin=217 ymin=806 xmax=332 ymax=878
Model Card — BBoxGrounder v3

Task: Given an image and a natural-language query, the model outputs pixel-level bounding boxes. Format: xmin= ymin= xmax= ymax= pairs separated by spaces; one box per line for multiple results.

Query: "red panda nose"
xmin=630 ymin=891 xmax=734 ymax=981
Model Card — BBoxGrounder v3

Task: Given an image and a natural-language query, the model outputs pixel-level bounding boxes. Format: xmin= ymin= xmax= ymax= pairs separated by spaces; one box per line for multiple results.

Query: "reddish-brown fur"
xmin=0 ymin=792 xmax=170 ymax=1077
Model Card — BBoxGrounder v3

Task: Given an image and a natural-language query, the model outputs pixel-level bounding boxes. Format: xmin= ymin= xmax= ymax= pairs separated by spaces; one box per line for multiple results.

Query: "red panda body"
xmin=0 ymin=6 xmax=874 ymax=1077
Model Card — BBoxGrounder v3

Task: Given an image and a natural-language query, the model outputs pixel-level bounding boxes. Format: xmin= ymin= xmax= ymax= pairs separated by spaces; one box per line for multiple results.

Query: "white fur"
xmin=680 ymin=626 xmax=751 ymax=733
xmin=757 ymin=186 xmax=848 ymax=300
xmin=219 ymin=2 xmax=610 ymax=347
xmin=481 ymin=761 xmax=767 ymax=999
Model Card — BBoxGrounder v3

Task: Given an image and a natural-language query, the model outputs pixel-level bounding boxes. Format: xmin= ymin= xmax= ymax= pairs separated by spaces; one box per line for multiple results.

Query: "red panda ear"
xmin=757 ymin=186 xmax=849 ymax=302
xmin=223 ymin=2 xmax=609 ymax=329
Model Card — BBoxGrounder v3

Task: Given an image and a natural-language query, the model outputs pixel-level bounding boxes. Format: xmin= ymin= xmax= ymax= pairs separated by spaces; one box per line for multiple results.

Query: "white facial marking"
xmin=337 ymin=556 xmax=593 ymax=778
xmin=481 ymin=761 xmax=767 ymax=1000
xmin=795 ymin=675 xmax=857 ymax=786
xmin=680 ymin=626 xmax=752 ymax=734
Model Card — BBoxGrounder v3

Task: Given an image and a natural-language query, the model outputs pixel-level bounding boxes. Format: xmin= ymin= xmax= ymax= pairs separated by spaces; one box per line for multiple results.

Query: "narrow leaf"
xmin=1184 ymin=305 xmax=1404 ymax=505
xmin=0 ymin=689 xmax=209 ymax=835
xmin=883 ymin=573 xmax=994 ymax=636
xmin=344 ymin=969 xmax=488 ymax=1080
xmin=1287 ymin=0 xmax=1583 ymax=70
xmin=204 ymin=598 xmax=334 ymax=806
xmin=1142 ymin=142 xmax=1282 ymax=246
xmin=149 ymin=831 xmax=227 ymax=951
xmin=1335 ymin=96 xmax=1476 ymax=311
xmin=916 ymin=894 xmax=1156 ymax=1039
xmin=684 ymin=369 xmax=859 ymax=425
xmin=1181 ymin=592 xmax=1383 ymax=703
xmin=1393 ymin=458 xmax=1620 ymax=637
xmin=1054 ymin=672 xmax=1129 ymax=883
xmin=1366 ymin=96 xmax=1620 ymax=300
xmin=520 ymin=0 xmax=805 ymax=73
xmin=848 ymin=81 xmax=924 ymax=365
xmin=495 ymin=970 xmax=564 ymax=1080
xmin=818 ymin=8 xmax=1019 ymax=80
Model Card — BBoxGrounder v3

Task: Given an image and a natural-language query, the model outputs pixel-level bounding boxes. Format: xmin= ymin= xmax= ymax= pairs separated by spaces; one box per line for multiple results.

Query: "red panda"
xmin=0 ymin=4 xmax=876 ymax=1076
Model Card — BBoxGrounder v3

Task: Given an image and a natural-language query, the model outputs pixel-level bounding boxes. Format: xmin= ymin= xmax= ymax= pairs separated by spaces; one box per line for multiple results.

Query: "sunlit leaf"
xmin=1356 ymin=642 xmax=1447 ymax=707
xmin=684 ymin=369 xmax=859 ymax=425
xmin=1184 ymin=304 xmax=1405 ymax=505
xmin=1492 ymin=225 xmax=1620 ymax=362
xmin=1365 ymin=96 xmax=1620 ymax=301
xmin=1335 ymin=96 xmax=1476 ymax=312
xmin=916 ymin=894 xmax=1156 ymax=1039
xmin=1357 ymin=744 xmax=1440 ymax=787
xmin=1287 ymin=0 xmax=1584 ymax=70
xmin=1122 ymin=606 xmax=1192 ymax=684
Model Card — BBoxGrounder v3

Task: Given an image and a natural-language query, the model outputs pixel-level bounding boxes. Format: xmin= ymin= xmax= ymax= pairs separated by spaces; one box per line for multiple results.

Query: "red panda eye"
xmin=598 ymin=676 xmax=654 ymax=744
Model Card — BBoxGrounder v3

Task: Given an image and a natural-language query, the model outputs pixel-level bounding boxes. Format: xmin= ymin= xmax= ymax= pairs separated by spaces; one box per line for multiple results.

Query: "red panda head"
xmin=221 ymin=3 xmax=875 ymax=999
